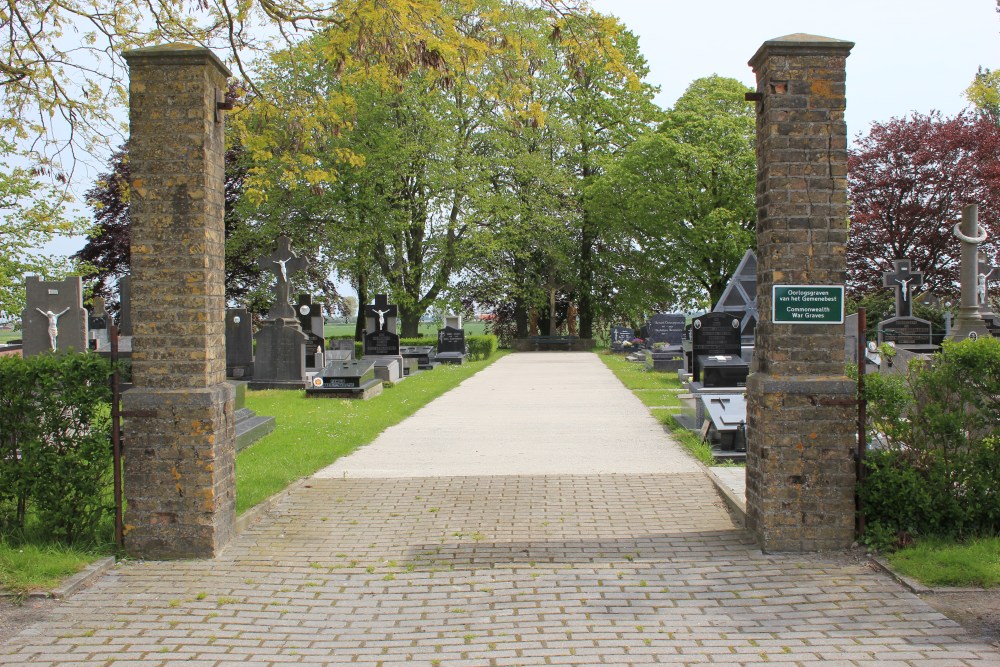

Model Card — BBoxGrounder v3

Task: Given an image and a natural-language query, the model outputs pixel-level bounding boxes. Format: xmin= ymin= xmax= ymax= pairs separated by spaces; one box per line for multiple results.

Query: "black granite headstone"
xmin=878 ymin=316 xmax=933 ymax=347
xmin=365 ymin=329 xmax=400 ymax=356
xmin=646 ymin=314 xmax=685 ymax=347
xmin=437 ymin=327 xmax=465 ymax=354
xmin=698 ymin=355 xmax=749 ymax=388
xmin=226 ymin=307 xmax=254 ymax=377
xmin=691 ymin=312 xmax=742 ymax=383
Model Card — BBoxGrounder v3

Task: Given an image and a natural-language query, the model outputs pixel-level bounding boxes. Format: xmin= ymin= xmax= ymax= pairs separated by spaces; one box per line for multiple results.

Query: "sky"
xmin=44 ymin=0 xmax=1000 ymax=273
xmin=587 ymin=0 xmax=998 ymax=136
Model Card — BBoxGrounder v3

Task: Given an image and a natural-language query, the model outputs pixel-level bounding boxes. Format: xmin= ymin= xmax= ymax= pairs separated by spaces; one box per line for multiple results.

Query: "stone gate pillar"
xmin=122 ymin=44 xmax=235 ymax=558
xmin=745 ymin=35 xmax=856 ymax=552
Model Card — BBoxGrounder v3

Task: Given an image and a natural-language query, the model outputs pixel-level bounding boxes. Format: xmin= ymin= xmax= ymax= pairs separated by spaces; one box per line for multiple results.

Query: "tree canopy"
xmin=846 ymin=111 xmax=1000 ymax=297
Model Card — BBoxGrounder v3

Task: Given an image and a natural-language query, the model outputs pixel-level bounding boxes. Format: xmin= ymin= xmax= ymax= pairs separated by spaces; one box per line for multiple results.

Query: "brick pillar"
xmin=122 ymin=44 xmax=235 ymax=558
xmin=745 ymin=35 xmax=856 ymax=552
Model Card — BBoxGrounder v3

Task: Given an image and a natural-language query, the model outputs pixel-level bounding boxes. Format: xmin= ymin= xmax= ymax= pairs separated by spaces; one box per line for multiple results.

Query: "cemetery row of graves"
xmin=0 ymin=236 xmax=500 ymax=555
xmin=2 ymin=218 xmax=1000 ymax=554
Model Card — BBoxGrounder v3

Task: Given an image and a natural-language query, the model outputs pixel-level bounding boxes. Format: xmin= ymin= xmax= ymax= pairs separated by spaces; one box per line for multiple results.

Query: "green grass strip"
xmin=0 ymin=540 xmax=99 ymax=595
xmin=237 ymin=352 xmax=506 ymax=513
xmin=888 ymin=537 xmax=1000 ymax=588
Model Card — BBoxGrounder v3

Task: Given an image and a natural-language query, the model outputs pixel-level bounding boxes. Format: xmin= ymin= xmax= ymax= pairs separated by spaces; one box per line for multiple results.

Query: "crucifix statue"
xmin=257 ymin=236 xmax=309 ymax=319
xmin=882 ymin=259 xmax=923 ymax=318
xmin=365 ymin=294 xmax=397 ymax=334
xmin=947 ymin=204 xmax=990 ymax=340
xmin=979 ymin=258 xmax=999 ymax=323
xmin=36 ymin=307 xmax=70 ymax=351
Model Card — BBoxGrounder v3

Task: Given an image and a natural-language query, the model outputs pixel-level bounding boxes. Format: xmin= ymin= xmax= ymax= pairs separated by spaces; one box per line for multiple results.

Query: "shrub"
xmin=860 ymin=337 xmax=1000 ymax=544
xmin=467 ymin=335 xmax=498 ymax=361
xmin=0 ymin=353 xmax=112 ymax=543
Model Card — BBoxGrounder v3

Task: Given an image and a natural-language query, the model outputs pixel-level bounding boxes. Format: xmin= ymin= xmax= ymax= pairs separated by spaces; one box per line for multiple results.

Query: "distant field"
xmin=323 ymin=320 xmax=488 ymax=338
xmin=0 ymin=329 xmax=20 ymax=344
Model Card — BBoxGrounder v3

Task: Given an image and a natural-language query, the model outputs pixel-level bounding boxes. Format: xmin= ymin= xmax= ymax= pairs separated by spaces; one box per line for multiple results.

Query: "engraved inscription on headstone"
xmin=646 ymin=314 xmax=685 ymax=347
xmin=691 ymin=312 xmax=741 ymax=383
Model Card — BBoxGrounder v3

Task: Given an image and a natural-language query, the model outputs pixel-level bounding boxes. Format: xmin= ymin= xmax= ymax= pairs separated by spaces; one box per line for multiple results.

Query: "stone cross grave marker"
xmin=257 ymin=236 xmax=308 ymax=319
xmin=21 ymin=276 xmax=88 ymax=356
xmin=364 ymin=294 xmax=400 ymax=356
xmin=978 ymin=257 xmax=999 ymax=326
xmin=882 ymin=259 xmax=923 ymax=318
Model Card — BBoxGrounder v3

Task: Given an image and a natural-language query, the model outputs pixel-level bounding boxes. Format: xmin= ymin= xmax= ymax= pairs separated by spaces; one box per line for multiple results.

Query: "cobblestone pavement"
xmin=3 ymin=354 xmax=998 ymax=665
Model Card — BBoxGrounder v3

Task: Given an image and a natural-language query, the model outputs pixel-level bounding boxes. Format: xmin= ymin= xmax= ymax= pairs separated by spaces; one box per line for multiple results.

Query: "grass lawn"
xmin=888 ymin=537 xmax=1000 ymax=588
xmin=597 ymin=352 xmax=715 ymax=465
xmin=0 ymin=329 xmax=20 ymax=344
xmin=0 ymin=540 xmax=104 ymax=596
xmin=324 ymin=320 xmax=488 ymax=339
xmin=237 ymin=351 xmax=506 ymax=513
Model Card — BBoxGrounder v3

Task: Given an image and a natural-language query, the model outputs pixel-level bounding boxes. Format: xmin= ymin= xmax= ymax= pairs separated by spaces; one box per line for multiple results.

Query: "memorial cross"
xmin=365 ymin=294 xmax=397 ymax=333
xmin=882 ymin=259 xmax=924 ymax=318
xmin=257 ymin=236 xmax=308 ymax=319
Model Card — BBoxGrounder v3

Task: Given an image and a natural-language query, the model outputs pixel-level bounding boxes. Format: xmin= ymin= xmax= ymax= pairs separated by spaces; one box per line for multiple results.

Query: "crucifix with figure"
xmin=979 ymin=257 xmax=999 ymax=323
xmin=883 ymin=259 xmax=924 ymax=318
xmin=257 ymin=236 xmax=309 ymax=319
xmin=365 ymin=294 xmax=397 ymax=333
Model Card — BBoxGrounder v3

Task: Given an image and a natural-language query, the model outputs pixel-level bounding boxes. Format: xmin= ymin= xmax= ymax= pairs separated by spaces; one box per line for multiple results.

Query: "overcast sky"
xmin=587 ymin=0 xmax=999 ymax=137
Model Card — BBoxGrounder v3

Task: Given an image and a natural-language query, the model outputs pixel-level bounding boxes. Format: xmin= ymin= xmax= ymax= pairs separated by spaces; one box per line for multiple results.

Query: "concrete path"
xmin=3 ymin=352 xmax=998 ymax=665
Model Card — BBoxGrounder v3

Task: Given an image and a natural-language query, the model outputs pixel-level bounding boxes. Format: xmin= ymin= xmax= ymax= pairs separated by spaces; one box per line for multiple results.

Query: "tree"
xmin=552 ymin=12 xmax=661 ymax=339
xmin=586 ymin=75 xmax=756 ymax=311
xmin=846 ymin=111 xmax=1000 ymax=296
xmin=0 ymin=138 xmax=86 ymax=318
xmin=1 ymin=0 xmax=583 ymax=174
xmin=966 ymin=67 xmax=1000 ymax=124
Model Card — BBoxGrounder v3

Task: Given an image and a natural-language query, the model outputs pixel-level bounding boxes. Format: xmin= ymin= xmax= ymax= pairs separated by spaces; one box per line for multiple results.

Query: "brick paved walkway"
xmin=3 ymin=353 xmax=998 ymax=665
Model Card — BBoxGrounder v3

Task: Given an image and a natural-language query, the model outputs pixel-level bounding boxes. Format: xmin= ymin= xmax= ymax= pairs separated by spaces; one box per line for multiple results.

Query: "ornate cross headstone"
xmin=21 ymin=275 xmax=89 ymax=356
xmin=882 ymin=259 xmax=923 ymax=318
xmin=257 ymin=237 xmax=308 ymax=319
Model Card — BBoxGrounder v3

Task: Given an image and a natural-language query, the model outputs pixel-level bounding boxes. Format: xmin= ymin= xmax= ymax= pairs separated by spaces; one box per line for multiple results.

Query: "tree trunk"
xmin=549 ymin=289 xmax=558 ymax=336
xmin=579 ymin=225 xmax=595 ymax=339
xmin=354 ymin=272 xmax=369 ymax=342
xmin=515 ymin=302 xmax=528 ymax=338
xmin=400 ymin=308 xmax=421 ymax=338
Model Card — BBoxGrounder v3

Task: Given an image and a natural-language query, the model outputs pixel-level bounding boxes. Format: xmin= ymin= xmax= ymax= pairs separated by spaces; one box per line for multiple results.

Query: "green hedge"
xmin=467 ymin=335 xmax=498 ymax=361
xmin=860 ymin=337 xmax=1000 ymax=547
xmin=0 ymin=353 xmax=113 ymax=543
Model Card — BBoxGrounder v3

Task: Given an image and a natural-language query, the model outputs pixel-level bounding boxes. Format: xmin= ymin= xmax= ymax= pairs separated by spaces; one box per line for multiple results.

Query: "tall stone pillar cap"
xmin=749 ymin=33 xmax=854 ymax=70
xmin=123 ymin=43 xmax=232 ymax=78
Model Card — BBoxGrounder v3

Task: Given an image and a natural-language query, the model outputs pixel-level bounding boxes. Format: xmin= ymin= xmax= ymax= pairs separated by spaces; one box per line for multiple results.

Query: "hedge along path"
xmin=236 ymin=351 xmax=505 ymax=513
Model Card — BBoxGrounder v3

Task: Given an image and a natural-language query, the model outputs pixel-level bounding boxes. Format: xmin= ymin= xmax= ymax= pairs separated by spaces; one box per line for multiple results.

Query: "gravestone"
xmin=645 ymin=313 xmax=685 ymax=348
xmin=363 ymin=294 xmax=403 ymax=383
xmin=691 ymin=312 xmax=743 ymax=384
xmin=610 ymin=326 xmax=634 ymax=351
xmin=701 ymin=393 xmax=748 ymax=459
xmin=88 ymin=296 xmax=112 ymax=351
xmin=250 ymin=237 xmax=310 ymax=389
xmin=296 ymin=294 xmax=326 ymax=371
xmin=882 ymin=259 xmax=923 ymax=318
xmin=436 ymin=320 xmax=466 ymax=365
xmin=118 ymin=275 xmax=133 ymax=336
xmin=877 ymin=258 xmax=935 ymax=352
xmin=326 ymin=338 xmax=355 ymax=363
xmin=713 ymin=249 xmax=758 ymax=345
xmin=306 ymin=358 xmax=383 ymax=399
xmin=402 ymin=344 xmax=438 ymax=370
xmin=231 ymin=381 xmax=275 ymax=451
xmin=978 ymin=258 xmax=1000 ymax=334
xmin=225 ymin=308 xmax=253 ymax=378
xmin=21 ymin=276 xmax=89 ymax=356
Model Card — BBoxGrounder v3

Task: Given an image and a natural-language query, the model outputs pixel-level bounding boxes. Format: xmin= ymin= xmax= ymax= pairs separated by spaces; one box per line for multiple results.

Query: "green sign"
xmin=772 ymin=285 xmax=844 ymax=324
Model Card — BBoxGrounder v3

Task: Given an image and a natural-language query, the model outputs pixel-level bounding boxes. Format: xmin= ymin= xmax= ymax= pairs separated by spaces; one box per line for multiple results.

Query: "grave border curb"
xmin=869 ymin=555 xmax=990 ymax=595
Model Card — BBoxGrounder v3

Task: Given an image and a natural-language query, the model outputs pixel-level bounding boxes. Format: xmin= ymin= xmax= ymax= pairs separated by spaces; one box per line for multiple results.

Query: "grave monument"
xmin=435 ymin=312 xmax=466 ymax=365
xmin=21 ymin=276 xmax=88 ymax=356
xmin=363 ymin=294 xmax=403 ymax=383
xmin=250 ymin=236 xmax=310 ymax=389
xmin=947 ymin=204 xmax=991 ymax=340
xmin=877 ymin=259 xmax=935 ymax=351
xmin=225 ymin=307 xmax=253 ymax=378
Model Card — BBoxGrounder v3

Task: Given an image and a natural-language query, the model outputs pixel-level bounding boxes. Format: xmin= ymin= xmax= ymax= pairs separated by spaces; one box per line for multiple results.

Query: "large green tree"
xmin=586 ymin=75 xmax=756 ymax=310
